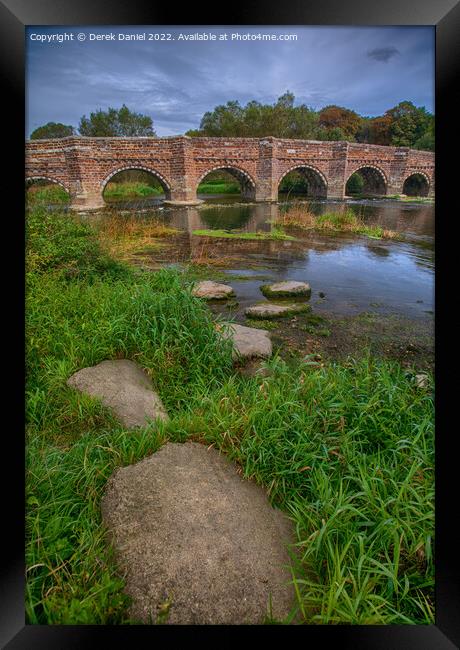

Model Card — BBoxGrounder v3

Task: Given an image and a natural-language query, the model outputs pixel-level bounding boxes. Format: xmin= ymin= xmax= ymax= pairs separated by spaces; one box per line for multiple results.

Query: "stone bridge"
xmin=25 ymin=136 xmax=435 ymax=210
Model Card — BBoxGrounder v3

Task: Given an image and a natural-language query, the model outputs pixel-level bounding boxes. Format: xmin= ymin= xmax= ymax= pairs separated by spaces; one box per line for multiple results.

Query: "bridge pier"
xmin=70 ymin=191 xmax=105 ymax=211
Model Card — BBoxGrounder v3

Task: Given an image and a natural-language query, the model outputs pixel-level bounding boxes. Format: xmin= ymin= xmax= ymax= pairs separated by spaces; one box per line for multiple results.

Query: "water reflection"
xmin=90 ymin=197 xmax=436 ymax=319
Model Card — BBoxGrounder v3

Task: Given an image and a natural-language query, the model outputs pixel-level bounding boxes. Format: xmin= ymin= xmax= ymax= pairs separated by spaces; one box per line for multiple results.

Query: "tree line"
xmin=30 ymin=93 xmax=434 ymax=151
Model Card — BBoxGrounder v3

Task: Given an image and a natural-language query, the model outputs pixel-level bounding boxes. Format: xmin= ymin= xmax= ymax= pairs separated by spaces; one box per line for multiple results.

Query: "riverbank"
xmin=26 ymin=206 xmax=434 ymax=624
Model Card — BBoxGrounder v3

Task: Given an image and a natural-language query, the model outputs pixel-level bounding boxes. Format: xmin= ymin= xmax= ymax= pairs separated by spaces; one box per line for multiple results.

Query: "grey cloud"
xmin=367 ymin=47 xmax=400 ymax=63
xmin=26 ymin=26 xmax=433 ymax=137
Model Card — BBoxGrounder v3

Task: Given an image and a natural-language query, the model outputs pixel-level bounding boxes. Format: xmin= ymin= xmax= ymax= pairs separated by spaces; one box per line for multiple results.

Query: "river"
xmin=104 ymin=195 xmax=434 ymax=323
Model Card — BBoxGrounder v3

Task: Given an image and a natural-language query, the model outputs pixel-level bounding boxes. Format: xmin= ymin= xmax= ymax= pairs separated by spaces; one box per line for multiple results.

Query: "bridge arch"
xmin=26 ymin=176 xmax=70 ymax=194
xmin=402 ymin=171 xmax=430 ymax=197
xmin=25 ymin=176 xmax=72 ymax=205
xmin=196 ymin=165 xmax=256 ymax=200
xmin=346 ymin=165 xmax=387 ymax=196
xmin=101 ymin=166 xmax=172 ymax=200
xmin=278 ymin=164 xmax=328 ymax=198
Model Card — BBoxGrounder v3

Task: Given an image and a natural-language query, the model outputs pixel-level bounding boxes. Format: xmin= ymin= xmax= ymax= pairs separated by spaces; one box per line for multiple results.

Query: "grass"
xmin=26 ymin=207 xmax=434 ymax=625
xmin=192 ymin=228 xmax=296 ymax=241
xmin=275 ymin=204 xmax=401 ymax=240
xmin=103 ymin=181 xmax=164 ymax=201
xmin=94 ymin=211 xmax=178 ymax=261
xmin=26 ymin=184 xmax=70 ymax=206
xmin=197 ymin=180 xmax=241 ymax=194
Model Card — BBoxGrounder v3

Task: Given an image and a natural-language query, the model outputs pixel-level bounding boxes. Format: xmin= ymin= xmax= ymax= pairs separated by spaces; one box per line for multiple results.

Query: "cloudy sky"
xmin=25 ymin=25 xmax=434 ymax=138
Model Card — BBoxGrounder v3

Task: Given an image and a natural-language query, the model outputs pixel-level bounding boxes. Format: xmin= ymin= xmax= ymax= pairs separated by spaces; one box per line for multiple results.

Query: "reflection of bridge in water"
xmin=25 ymin=136 xmax=435 ymax=210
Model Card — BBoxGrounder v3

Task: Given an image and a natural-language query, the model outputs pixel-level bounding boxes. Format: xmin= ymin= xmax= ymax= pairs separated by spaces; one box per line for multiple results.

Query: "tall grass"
xmin=25 ymin=207 xmax=434 ymax=624
xmin=26 ymin=184 xmax=70 ymax=206
xmin=103 ymin=181 xmax=164 ymax=201
xmin=94 ymin=211 xmax=178 ymax=259
xmin=276 ymin=204 xmax=400 ymax=240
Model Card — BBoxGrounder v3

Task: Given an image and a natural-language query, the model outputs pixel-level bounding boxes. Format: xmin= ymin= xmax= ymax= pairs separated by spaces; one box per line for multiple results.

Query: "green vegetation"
xmin=244 ymin=319 xmax=279 ymax=330
xmin=197 ymin=180 xmax=240 ymax=194
xmin=187 ymin=94 xmax=434 ymax=152
xmin=276 ymin=205 xmax=401 ymax=240
xmin=30 ymin=105 xmax=156 ymax=139
xmin=30 ymin=122 xmax=75 ymax=140
xmin=103 ymin=181 xmax=163 ymax=200
xmin=315 ymin=212 xmax=400 ymax=239
xmin=192 ymin=228 xmax=296 ymax=241
xmin=26 ymin=207 xmax=434 ymax=625
xmin=79 ymin=104 xmax=156 ymax=137
xmin=30 ymin=98 xmax=434 ymax=152
xmin=26 ymin=183 xmax=70 ymax=206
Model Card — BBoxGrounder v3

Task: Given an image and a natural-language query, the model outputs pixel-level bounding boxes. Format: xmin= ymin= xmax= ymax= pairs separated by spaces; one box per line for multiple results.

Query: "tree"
xmin=78 ymin=104 xmax=156 ymax=137
xmin=30 ymin=122 xmax=75 ymax=140
xmin=317 ymin=126 xmax=351 ymax=142
xmin=318 ymin=105 xmax=363 ymax=140
xmin=364 ymin=113 xmax=392 ymax=146
xmin=413 ymin=129 xmax=434 ymax=152
xmin=386 ymin=101 xmax=432 ymax=148
xmin=192 ymin=92 xmax=318 ymax=140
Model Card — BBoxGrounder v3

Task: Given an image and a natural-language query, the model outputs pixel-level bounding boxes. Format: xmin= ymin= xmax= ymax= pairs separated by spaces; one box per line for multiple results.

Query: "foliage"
xmin=79 ymin=104 xmax=156 ymax=137
xmin=30 ymin=122 xmax=75 ymax=140
xmin=188 ymin=92 xmax=319 ymax=139
xmin=346 ymin=173 xmax=365 ymax=195
xmin=276 ymin=205 xmax=400 ymax=240
xmin=279 ymin=171 xmax=310 ymax=194
xmin=357 ymin=103 xmax=433 ymax=150
xmin=103 ymin=182 xmax=163 ymax=201
xmin=26 ymin=183 xmax=70 ymax=206
xmin=26 ymin=207 xmax=434 ymax=625
xmin=26 ymin=207 xmax=126 ymax=278
xmin=318 ymin=105 xmax=363 ymax=140
xmin=387 ymin=102 xmax=433 ymax=148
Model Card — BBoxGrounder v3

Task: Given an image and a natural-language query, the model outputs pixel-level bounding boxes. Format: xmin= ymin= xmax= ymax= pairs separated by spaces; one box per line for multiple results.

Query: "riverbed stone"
xmin=260 ymin=281 xmax=311 ymax=299
xmin=101 ymin=442 xmax=296 ymax=624
xmin=245 ymin=303 xmax=310 ymax=319
xmin=218 ymin=322 xmax=273 ymax=359
xmin=192 ymin=280 xmax=235 ymax=300
xmin=66 ymin=359 xmax=168 ymax=428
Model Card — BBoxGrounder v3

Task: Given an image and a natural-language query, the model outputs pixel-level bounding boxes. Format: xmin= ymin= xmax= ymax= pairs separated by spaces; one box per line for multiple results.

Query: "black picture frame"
xmin=2 ymin=0 xmax=459 ymax=647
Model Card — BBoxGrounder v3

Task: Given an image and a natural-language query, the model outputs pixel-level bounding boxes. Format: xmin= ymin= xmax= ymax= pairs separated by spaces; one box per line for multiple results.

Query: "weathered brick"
xmin=25 ymin=136 xmax=435 ymax=209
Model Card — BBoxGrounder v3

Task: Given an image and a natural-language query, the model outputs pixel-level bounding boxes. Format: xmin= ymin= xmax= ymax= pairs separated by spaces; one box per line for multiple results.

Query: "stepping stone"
xmin=101 ymin=442 xmax=296 ymax=624
xmin=66 ymin=359 xmax=168 ymax=428
xmin=260 ymin=281 xmax=311 ymax=299
xmin=218 ymin=323 xmax=272 ymax=360
xmin=192 ymin=280 xmax=234 ymax=300
xmin=245 ymin=303 xmax=310 ymax=319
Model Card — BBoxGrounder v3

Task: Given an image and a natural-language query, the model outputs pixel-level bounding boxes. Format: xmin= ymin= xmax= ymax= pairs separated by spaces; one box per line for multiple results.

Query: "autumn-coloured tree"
xmin=318 ymin=105 xmax=363 ymax=140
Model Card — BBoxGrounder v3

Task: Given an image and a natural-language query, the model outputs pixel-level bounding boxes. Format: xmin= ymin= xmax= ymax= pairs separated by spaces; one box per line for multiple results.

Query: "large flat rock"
xmin=192 ymin=280 xmax=235 ymax=300
xmin=66 ymin=359 xmax=168 ymax=428
xmin=101 ymin=442 xmax=296 ymax=624
xmin=246 ymin=303 xmax=310 ymax=319
xmin=218 ymin=322 xmax=272 ymax=360
xmin=261 ymin=281 xmax=311 ymax=299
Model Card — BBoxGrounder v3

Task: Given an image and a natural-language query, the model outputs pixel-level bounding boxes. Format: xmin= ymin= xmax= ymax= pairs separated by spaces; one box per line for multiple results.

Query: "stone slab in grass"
xmin=260 ymin=281 xmax=311 ymax=299
xmin=218 ymin=322 xmax=273 ymax=360
xmin=101 ymin=442 xmax=296 ymax=624
xmin=66 ymin=359 xmax=168 ymax=428
xmin=245 ymin=303 xmax=310 ymax=320
xmin=192 ymin=280 xmax=235 ymax=300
